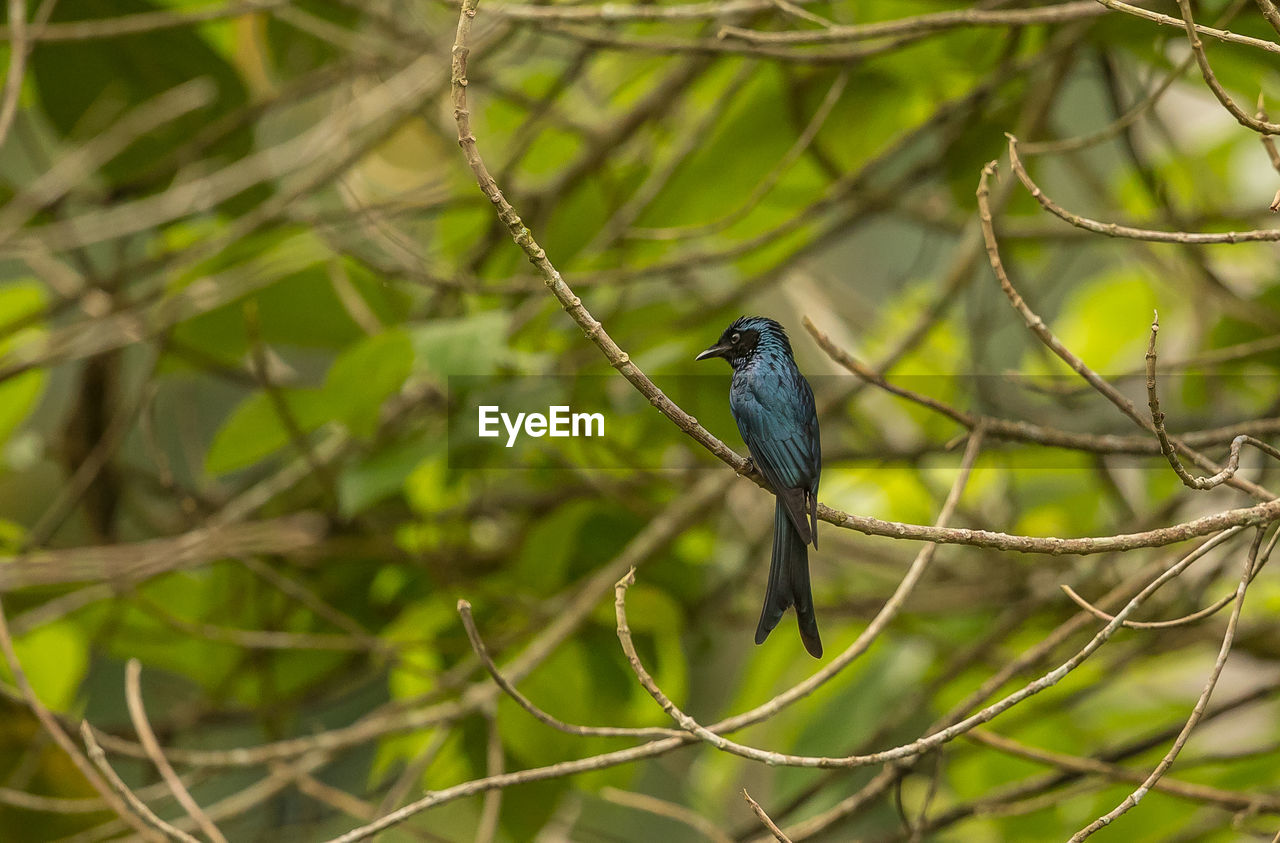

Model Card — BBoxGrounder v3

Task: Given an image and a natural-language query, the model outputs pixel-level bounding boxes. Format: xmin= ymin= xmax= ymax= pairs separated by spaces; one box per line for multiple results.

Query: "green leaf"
xmin=204 ymin=388 xmax=328 ymax=475
xmin=410 ymin=312 xmax=510 ymax=378
xmin=324 ymin=329 xmax=413 ymax=438
xmin=338 ymin=434 xmax=438 ymax=518
xmin=205 ymin=329 xmax=412 ymax=475
xmin=0 ymin=282 xmax=47 ymax=453
xmin=2 ymin=622 xmax=88 ymax=712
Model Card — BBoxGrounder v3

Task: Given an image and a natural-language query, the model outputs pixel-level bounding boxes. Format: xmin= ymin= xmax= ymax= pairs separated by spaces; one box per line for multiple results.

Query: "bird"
xmin=696 ymin=316 xmax=822 ymax=658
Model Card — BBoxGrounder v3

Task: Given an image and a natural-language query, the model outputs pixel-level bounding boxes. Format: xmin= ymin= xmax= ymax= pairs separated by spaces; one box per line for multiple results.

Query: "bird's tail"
xmin=754 ymin=500 xmax=822 ymax=658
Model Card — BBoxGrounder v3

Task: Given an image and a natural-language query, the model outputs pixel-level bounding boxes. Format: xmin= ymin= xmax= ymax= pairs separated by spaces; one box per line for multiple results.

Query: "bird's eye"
xmin=731 ymin=332 xmax=741 ymax=343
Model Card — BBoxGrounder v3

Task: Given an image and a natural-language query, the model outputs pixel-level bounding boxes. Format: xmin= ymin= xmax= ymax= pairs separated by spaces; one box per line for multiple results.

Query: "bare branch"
xmin=1092 ymin=0 xmax=1280 ymax=54
xmin=978 ymin=155 xmax=1273 ymax=502
xmin=743 ymin=789 xmax=792 ymax=842
xmin=719 ymin=2 xmax=1106 ymax=44
xmin=602 ymin=788 xmax=733 ymax=843
xmin=1145 ymin=312 xmax=1280 ymax=490
xmin=1070 ymin=527 xmax=1268 ymax=840
xmin=0 ymin=0 xmax=28 ymax=151
xmin=457 ymin=599 xmax=683 ymax=739
xmin=1175 ymin=0 xmax=1280 ymax=134
xmin=79 ymin=722 xmax=188 ymax=842
xmin=968 ymin=728 xmax=1280 ymax=812
xmin=1008 ymin=134 xmax=1280 ymax=243
xmin=0 ymin=594 xmax=157 ymax=838
xmin=125 ymin=660 xmax=229 ymax=843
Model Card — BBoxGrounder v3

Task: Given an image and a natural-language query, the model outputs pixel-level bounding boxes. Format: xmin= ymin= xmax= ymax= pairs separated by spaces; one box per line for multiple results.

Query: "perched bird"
xmin=697 ymin=316 xmax=822 ymax=658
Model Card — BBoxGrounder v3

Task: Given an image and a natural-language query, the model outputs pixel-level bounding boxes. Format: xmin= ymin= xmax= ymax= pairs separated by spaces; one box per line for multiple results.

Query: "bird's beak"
xmin=695 ymin=344 xmax=730 ymax=361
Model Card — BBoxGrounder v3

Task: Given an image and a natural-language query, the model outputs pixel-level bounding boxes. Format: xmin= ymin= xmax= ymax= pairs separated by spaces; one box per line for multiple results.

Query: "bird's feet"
xmin=736 ymin=457 xmax=755 ymax=477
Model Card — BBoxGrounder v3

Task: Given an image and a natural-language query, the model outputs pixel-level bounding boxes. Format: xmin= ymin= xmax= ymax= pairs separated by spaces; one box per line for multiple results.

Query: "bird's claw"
xmin=736 ymin=457 xmax=755 ymax=477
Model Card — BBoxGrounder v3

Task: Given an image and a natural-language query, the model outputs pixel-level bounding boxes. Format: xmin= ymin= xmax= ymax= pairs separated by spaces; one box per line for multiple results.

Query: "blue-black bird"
xmin=697 ymin=316 xmax=822 ymax=658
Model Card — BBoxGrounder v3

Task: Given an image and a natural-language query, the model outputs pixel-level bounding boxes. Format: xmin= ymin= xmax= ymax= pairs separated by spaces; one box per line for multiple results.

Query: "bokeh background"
xmin=3 ymin=0 xmax=1280 ymax=840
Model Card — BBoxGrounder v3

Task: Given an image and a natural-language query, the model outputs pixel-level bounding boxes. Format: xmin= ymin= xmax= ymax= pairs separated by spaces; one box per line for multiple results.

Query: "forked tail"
xmin=754 ymin=499 xmax=822 ymax=658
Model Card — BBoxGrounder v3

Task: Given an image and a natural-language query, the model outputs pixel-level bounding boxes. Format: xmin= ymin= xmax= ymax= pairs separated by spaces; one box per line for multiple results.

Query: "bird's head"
xmin=695 ymin=316 xmax=793 ymax=368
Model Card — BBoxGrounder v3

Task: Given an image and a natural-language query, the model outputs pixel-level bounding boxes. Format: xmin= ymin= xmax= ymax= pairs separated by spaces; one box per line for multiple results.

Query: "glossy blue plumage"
xmin=697 ymin=316 xmax=822 ymax=657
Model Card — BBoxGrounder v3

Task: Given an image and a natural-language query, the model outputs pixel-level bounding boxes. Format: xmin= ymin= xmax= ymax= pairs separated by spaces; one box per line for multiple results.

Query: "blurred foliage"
xmin=0 ymin=0 xmax=1279 ymax=840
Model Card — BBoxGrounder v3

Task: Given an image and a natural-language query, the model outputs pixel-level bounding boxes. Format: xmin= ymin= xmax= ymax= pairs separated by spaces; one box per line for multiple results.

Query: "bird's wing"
xmin=732 ymin=386 xmax=817 ymax=545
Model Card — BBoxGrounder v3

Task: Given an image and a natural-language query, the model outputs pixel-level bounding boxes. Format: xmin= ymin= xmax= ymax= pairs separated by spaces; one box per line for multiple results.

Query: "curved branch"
xmin=612 ymin=521 xmax=1241 ymax=770
xmin=718 ymin=1 xmax=1106 ymax=44
xmin=1175 ymin=0 xmax=1280 ymax=135
xmin=457 ymin=600 xmax=683 ymax=740
xmin=80 ymin=723 xmax=191 ymax=842
xmin=1070 ymin=527 xmax=1268 ymax=840
xmin=450 ymin=0 xmax=746 ymax=474
xmin=978 ymin=155 xmax=1273 ymax=503
xmin=1145 ymin=312 xmax=1280 ymax=490
xmin=1008 ymin=134 xmax=1280 ymax=243
xmin=1092 ymin=0 xmax=1280 ymax=55
xmin=125 ymin=661 xmax=228 ymax=843
xmin=1062 ymin=526 xmax=1279 ymax=630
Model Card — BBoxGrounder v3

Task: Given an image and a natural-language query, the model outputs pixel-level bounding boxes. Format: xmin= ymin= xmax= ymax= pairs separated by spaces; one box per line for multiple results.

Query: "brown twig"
xmin=79 ymin=722 xmax=191 ymax=842
xmin=1069 ymin=527 xmax=1268 ymax=840
xmin=1257 ymin=0 xmax=1280 ymax=34
xmin=0 ymin=593 xmax=157 ymax=838
xmin=1007 ymin=134 xmax=1280 ymax=243
xmin=611 ymin=501 xmax=1264 ymax=772
xmin=457 ymin=599 xmax=683 ymax=739
xmin=1175 ymin=0 xmax=1280 ymax=134
xmin=602 ymin=788 xmax=734 ymax=843
xmin=1093 ymin=0 xmax=1280 ymax=54
xmin=719 ymin=1 xmax=1105 ymax=44
xmin=450 ymin=0 xmax=746 ymax=475
xmin=1145 ymin=312 xmax=1280 ymax=490
xmin=0 ymin=0 xmax=28 ymax=151
xmin=968 ymin=728 xmax=1280 ymax=813
xmin=978 ymin=155 xmax=1273 ymax=503
xmin=1058 ymin=527 xmax=1247 ymax=629
xmin=125 ymin=660 xmax=228 ymax=843
xmin=743 ymin=789 xmax=793 ymax=842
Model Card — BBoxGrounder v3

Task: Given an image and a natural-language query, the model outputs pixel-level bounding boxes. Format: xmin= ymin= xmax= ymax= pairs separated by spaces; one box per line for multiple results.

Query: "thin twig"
xmin=1093 ymin=0 xmax=1280 ymax=54
xmin=743 ymin=789 xmax=792 ymax=842
xmin=1021 ymin=53 xmax=1194 ymax=155
xmin=1074 ymin=526 xmax=1277 ymax=631
xmin=0 ymin=595 xmax=157 ymax=838
xmin=125 ymin=660 xmax=228 ymax=843
xmin=602 ymin=788 xmax=734 ymax=843
xmin=457 ymin=600 xmax=682 ymax=739
xmin=977 ymin=155 xmax=1273 ymax=503
xmin=968 ymin=728 xmax=1280 ymax=812
xmin=1069 ymin=527 xmax=1268 ymax=840
xmin=79 ymin=722 xmax=195 ymax=843
xmin=475 ymin=707 xmax=504 ymax=843
xmin=1257 ymin=0 xmax=1280 ymax=33
xmin=720 ymin=1 xmax=1105 ymax=44
xmin=1146 ymin=313 xmax=1280 ymax=490
xmin=0 ymin=0 xmax=28 ymax=150
xmin=1174 ymin=0 xmax=1280 ymax=134
xmin=611 ymin=506 xmax=1263 ymax=771
xmin=450 ymin=0 xmax=749 ymax=474
xmin=1008 ymin=134 xmax=1280 ymax=243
